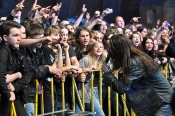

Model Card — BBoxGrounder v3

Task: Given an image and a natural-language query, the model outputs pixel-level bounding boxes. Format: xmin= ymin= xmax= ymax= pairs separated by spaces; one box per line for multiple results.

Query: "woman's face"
xmin=141 ymin=28 xmax=148 ymax=38
xmin=100 ymin=21 xmax=107 ymax=34
xmin=145 ymin=38 xmax=153 ymax=51
xmin=116 ymin=28 xmax=123 ymax=34
xmin=95 ymin=33 xmax=103 ymax=43
xmin=150 ymin=31 xmax=157 ymax=39
xmin=131 ymin=33 xmax=141 ymax=47
xmin=66 ymin=25 xmax=75 ymax=33
xmin=79 ymin=30 xmax=90 ymax=46
xmin=154 ymin=40 xmax=158 ymax=51
xmin=161 ymin=29 xmax=169 ymax=40
xmin=124 ymin=29 xmax=132 ymax=38
xmin=93 ymin=43 xmax=104 ymax=57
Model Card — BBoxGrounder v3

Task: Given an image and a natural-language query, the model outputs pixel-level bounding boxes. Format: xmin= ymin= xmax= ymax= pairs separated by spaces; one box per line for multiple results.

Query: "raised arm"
xmin=73 ymin=4 xmax=87 ymax=29
xmin=20 ymin=36 xmax=52 ymax=47
xmin=7 ymin=0 xmax=24 ymax=21
xmin=27 ymin=0 xmax=41 ymax=19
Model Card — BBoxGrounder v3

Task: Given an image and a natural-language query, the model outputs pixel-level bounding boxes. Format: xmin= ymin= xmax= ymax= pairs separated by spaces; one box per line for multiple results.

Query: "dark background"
xmin=0 ymin=0 xmax=175 ymax=27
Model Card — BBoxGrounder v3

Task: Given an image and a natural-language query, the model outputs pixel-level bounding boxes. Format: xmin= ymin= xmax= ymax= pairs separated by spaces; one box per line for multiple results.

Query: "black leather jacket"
xmin=0 ymin=43 xmax=34 ymax=100
xmin=103 ymin=58 xmax=174 ymax=116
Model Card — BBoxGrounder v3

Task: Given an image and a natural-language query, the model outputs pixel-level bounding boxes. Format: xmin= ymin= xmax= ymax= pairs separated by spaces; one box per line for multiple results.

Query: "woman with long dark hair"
xmin=103 ymin=34 xmax=174 ymax=116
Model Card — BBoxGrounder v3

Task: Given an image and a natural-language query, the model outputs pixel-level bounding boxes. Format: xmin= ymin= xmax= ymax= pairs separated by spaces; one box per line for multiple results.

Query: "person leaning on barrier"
xmin=18 ymin=22 xmax=62 ymax=115
xmin=75 ymin=41 xmax=105 ymax=116
xmin=0 ymin=20 xmax=34 ymax=116
xmin=102 ymin=34 xmax=174 ymax=116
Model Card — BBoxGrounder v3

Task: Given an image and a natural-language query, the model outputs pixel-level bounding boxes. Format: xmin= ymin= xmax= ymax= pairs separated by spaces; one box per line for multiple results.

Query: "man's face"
xmin=115 ymin=16 xmax=125 ymax=28
xmin=4 ymin=28 xmax=21 ymax=48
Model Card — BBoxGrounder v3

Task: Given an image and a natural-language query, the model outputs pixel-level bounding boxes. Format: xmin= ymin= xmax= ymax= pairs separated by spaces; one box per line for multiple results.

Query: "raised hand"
xmin=132 ymin=17 xmax=141 ymax=22
xmin=15 ymin=0 xmax=25 ymax=11
xmin=31 ymin=0 xmax=41 ymax=11
xmin=51 ymin=3 xmax=62 ymax=13
xmin=63 ymin=43 xmax=69 ymax=52
xmin=95 ymin=11 xmax=100 ymax=18
xmin=82 ymin=4 xmax=87 ymax=14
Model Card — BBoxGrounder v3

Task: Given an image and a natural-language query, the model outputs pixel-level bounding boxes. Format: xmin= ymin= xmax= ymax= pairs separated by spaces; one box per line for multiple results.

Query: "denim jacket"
xmin=103 ymin=58 xmax=174 ymax=115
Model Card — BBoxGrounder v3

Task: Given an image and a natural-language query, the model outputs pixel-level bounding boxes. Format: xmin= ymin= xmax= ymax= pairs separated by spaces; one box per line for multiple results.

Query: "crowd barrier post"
xmin=40 ymin=86 xmax=44 ymax=114
xmin=113 ymin=70 xmax=119 ymax=116
xmin=165 ymin=64 xmax=169 ymax=79
xmin=61 ymin=81 xmax=65 ymax=110
xmin=108 ymin=87 xmax=111 ymax=116
xmin=116 ymin=93 xmax=119 ymax=116
xmin=72 ymin=76 xmax=85 ymax=111
xmin=81 ymin=81 xmax=85 ymax=109
xmin=51 ymin=78 xmax=54 ymax=112
xmin=99 ymin=70 xmax=103 ymax=107
xmin=90 ymin=72 xmax=94 ymax=112
xmin=72 ymin=76 xmax=75 ymax=110
xmin=131 ymin=109 xmax=136 ymax=116
xmin=10 ymin=102 xmax=16 ymax=116
xmin=10 ymin=103 xmax=13 ymax=116
xmin=35 ymin=79 xmax=39 ymax=116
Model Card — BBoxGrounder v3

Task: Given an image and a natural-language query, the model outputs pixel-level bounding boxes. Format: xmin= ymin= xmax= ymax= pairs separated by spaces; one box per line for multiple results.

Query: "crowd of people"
xmin=0 ymin=0 xmax=175 ymax=116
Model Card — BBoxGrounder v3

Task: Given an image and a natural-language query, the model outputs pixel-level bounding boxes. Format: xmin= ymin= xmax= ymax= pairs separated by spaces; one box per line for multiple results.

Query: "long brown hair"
xmin=110 ymin=34 xmax=160 ymax=80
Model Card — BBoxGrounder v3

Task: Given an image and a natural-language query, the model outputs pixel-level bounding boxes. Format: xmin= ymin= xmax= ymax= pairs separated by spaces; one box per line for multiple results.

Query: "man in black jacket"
xmin=0 ymin=20 xmax=33 ymax=115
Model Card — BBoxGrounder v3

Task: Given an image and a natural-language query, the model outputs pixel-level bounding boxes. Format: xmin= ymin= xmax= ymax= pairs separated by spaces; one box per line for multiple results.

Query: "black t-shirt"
xmin=74 ymin=47 xmax=88 ymax=61
xmin=62 ymin=44 xmax=76 ymax=65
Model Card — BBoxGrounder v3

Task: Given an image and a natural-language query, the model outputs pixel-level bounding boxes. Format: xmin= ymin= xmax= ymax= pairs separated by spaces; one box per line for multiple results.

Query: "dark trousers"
xmin=44 ymin=94 xmax=52 ymax=113
xmin=0 ymin=99 xmax=11 ymax=116
xmin=14 ymin=97 xmax=28 ymax=116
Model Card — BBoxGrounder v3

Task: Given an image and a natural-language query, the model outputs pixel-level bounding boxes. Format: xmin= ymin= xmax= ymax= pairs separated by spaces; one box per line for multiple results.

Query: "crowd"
xmin=0 ymin=0 xmax=174 ymax=116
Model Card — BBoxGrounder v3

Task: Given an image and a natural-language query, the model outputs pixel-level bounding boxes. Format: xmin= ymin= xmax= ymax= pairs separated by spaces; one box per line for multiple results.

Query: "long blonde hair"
xmin=87 ymin=41 xmax=104 ymax=69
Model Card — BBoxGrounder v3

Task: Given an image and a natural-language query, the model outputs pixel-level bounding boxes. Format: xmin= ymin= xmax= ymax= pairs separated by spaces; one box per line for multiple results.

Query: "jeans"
xmin=55 ymin=100 xmax=62 ymax=111
xmin=155 ymin=103 xmax=172 ymax=116
xmin=25 ymin=103 xmax=34 ymax=116
xmin=85 ymin=87 xmax=105 ymax=116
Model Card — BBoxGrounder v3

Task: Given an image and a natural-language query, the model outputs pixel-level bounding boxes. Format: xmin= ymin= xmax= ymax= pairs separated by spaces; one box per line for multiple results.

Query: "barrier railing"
xmin=8 ymin=63 xmax=169 ymax=116
xmin=10 ymin=102 xmax=17 ymax=116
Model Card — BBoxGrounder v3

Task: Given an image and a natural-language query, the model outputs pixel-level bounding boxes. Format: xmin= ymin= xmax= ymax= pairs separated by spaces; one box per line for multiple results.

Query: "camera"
xmin=107 ymin=9 xmax=113 ymax=14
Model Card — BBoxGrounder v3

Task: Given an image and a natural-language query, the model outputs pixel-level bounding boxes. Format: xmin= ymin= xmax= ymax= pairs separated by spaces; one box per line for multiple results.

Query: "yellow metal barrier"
xmin=72 ymin=77 xmax=85 ymax=111
xmin=10 ymin=102 xmax=17 ymax=116
xmin=116 ymin=93 xmax=119 ymax=116
xmin=51 ymin=78 xmax=54 ymax=112
xmin=90 ymin=72 xmax=94 ymax=112
xmin=61 ymin=81 xmax=65 ymax=110
xmin=99 ymin=70 xmax=103 ymax=107
xmin=35 ymin=79 xmax=39 ymax=116
xmin=72 ymin=78 xmax=75 ymax=110
xmin=40 ymin=86 xmax=44 ymax=114
xmin=81 ymin=82 xmax=85 ymax=109
xmin=161 ymin=64 xmax=169 ymax=79
xmin=17 ymin=64 xmax=169 ymax=116
xmin=108 ymin=87 xmax=111 ymax=116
